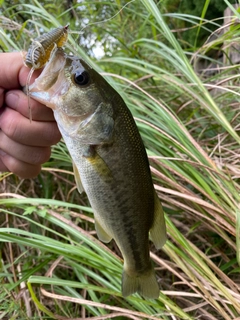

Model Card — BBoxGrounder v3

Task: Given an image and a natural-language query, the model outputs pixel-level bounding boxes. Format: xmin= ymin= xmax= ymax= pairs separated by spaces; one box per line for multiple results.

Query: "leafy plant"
xmin=0 ymin=0 xmax=240 ymax=319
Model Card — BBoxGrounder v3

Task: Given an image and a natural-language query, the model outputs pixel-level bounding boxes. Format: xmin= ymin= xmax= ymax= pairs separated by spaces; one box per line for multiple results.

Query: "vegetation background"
xmin=0 ymin=0 xmax=240 ymax=319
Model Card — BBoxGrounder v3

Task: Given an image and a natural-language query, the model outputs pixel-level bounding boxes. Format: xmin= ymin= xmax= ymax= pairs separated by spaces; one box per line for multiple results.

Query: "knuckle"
xmin=41 ymin=123 xmax=61 ymax=146
xmin=49 ymin=125 xmax=62 ymax=145
xmin=31 ymin=147 xmax=51 ymax=165
xmin=1 ymin=110 xmax=20 ymax=140
xmin=1 ymin=153 xmax=41 ymax=178
xmin=23 ymin=165 xmax=42 ymax=178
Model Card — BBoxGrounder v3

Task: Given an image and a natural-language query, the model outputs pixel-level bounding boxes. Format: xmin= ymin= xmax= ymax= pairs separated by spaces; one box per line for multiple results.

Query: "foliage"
xmin=0 ymin=0 xmax=240 ymax=319
xmin=161 ymin=0 xmax=238 ymax=47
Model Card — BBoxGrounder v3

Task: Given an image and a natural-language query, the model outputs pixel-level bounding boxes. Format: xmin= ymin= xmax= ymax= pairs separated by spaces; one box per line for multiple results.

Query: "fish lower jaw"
xmin=28 ymin=91 xmax=57 ymax=110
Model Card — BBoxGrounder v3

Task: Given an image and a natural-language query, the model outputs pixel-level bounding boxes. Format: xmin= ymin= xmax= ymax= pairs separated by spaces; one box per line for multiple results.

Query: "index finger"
xmin=0 ymin=52 xmax=39 ymax=89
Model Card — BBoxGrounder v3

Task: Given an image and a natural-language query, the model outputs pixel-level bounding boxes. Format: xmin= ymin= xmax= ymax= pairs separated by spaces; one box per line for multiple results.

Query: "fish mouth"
xmin=26 ymin=48 xmax=69 ymax=109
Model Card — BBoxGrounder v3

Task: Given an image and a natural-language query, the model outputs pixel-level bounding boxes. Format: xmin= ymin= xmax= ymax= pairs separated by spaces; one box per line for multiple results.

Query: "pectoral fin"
xmin=83 ymin=146 xmax=112 ymax=181
xmin=73 ymin=161 xmax=84 ymax=194
xmin=95 ymin=218 xmax=112 ymax=243
xmin=149 ymin=192 xmax=167 ymax=249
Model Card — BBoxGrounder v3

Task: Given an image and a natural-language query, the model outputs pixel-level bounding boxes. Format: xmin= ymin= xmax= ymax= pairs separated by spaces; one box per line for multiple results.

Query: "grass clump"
xmin=0 ymin=0 xmax=240 ymax=319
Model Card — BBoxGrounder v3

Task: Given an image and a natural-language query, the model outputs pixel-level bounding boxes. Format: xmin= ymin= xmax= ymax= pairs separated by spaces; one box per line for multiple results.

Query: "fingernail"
xmin=5 ymin=92 xmax=19 ymax=108
xmin=0 ymin=150 xmax=6 ymax=156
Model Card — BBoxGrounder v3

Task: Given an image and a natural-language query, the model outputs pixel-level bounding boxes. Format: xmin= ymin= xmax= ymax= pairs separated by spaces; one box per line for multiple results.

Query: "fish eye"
xmin=74 ymin=70 xmax=90 ymax=86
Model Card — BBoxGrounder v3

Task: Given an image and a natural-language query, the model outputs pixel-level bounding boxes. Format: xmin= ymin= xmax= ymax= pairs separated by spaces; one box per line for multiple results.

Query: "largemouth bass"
xmin=28 ymin=48 xmax=166 ymax=299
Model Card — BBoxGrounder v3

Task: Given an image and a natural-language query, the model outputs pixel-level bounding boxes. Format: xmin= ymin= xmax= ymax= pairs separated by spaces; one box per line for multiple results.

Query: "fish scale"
xmin=28 ymin=48 xmax=167 ymax=299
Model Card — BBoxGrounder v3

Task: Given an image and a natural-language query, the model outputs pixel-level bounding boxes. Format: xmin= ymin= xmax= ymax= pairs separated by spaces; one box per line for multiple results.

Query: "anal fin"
xmin=149 ymin=192 xmax=167 ymax=249
xmin=95 ymin=218 xmax=112 ymax=243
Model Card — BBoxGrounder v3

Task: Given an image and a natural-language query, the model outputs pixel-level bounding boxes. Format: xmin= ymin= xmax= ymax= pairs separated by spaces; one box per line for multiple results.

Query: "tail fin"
xmin=121 ymin=268 xmax=159 ymax=299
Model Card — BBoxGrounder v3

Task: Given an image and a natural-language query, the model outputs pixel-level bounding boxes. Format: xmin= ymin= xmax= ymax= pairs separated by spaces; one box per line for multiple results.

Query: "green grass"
xmin=0 ymin=0 xmax=240 ymax=319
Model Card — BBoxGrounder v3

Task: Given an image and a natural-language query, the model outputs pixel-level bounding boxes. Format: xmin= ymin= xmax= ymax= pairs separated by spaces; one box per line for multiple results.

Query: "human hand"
xmin=0 ymin=52 xmax=61 ymax=178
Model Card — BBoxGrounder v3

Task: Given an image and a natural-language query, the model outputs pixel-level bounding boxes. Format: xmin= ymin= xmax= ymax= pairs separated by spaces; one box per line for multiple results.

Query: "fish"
xmin=27 ymin=48 xmax=167 ymax=299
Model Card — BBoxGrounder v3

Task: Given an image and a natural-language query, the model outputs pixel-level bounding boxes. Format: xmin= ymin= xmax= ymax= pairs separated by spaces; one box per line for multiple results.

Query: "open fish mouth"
xmin=26 ymin=48 xmax=69 ymax=109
